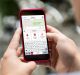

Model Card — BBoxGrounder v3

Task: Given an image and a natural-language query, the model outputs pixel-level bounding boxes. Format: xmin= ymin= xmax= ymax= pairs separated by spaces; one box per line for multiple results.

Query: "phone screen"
xmin=22 ymin=14 xmax=48 ymax=56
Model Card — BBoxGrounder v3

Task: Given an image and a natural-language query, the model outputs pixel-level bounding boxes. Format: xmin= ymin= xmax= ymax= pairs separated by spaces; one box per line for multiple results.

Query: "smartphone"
xmin=20 ymin=9 xmax=49 ymax=61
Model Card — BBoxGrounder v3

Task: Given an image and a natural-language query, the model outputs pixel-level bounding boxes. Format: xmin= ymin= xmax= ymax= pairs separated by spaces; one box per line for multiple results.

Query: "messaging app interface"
xmin=22 ymin=15 xmax=48 ymax=55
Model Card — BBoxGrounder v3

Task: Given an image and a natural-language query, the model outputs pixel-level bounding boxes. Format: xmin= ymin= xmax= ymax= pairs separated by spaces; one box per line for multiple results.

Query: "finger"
xmin=50 ymin=44 xmax=59 ymax=68
xmin=8 ymin=27 xmax=21 ymax=50
xmin=24 ymin=61 xmax=36 ymax=73
xmin=48 ymin=41 xmax=53 ymax=52
xmin=17 ymin=47 xmax=22 ymax=56
xmin=4 ymin=28 xmax=21 ymax=58
xmin=47 ymin=33 xmax=58 ymax=42
xmin=47 ymin=25 xmax=60 ymax=33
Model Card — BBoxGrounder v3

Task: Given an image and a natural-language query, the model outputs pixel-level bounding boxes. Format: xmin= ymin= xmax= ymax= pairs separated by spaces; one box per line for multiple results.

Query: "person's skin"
xmin=1 ymin=25 xmax=80 ymax=75
xmin=0 ymin=27 xmax=36 ymax=75
xmin=47 ymin=25 xmax=80 ymax=72
xmin=71 ymin=0 xmax=80 ymax=26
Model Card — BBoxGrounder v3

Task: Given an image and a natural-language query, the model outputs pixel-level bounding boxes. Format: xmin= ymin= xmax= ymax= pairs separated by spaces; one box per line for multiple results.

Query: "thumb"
xmin=47 ymin=33 xmax=58 ymax=42
xmin=24 ymin=61 xmax=37 ymax=74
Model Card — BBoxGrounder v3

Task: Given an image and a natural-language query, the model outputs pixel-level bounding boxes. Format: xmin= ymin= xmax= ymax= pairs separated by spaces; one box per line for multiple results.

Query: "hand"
xmin=0 ymin=59 xmax=1 ymax=75
xmin=0 ymin=27 xmax=36 ymax=75
xmin=47 ymin=25 xmax=80 ymax=72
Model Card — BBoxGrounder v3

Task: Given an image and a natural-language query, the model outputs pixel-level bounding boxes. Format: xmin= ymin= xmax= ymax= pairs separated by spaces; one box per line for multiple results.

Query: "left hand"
xmin=0 ymin=27 xmax=36 ymax=75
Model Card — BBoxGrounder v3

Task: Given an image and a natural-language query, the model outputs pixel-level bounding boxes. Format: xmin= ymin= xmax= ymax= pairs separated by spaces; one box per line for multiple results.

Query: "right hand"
xmin=47 ymin=25 xmax=80 ymax=72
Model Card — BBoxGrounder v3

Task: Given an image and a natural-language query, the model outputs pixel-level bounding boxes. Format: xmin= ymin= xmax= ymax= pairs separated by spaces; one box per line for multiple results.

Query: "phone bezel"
xmin=20 ymin=8 xmax=49 ymax=61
